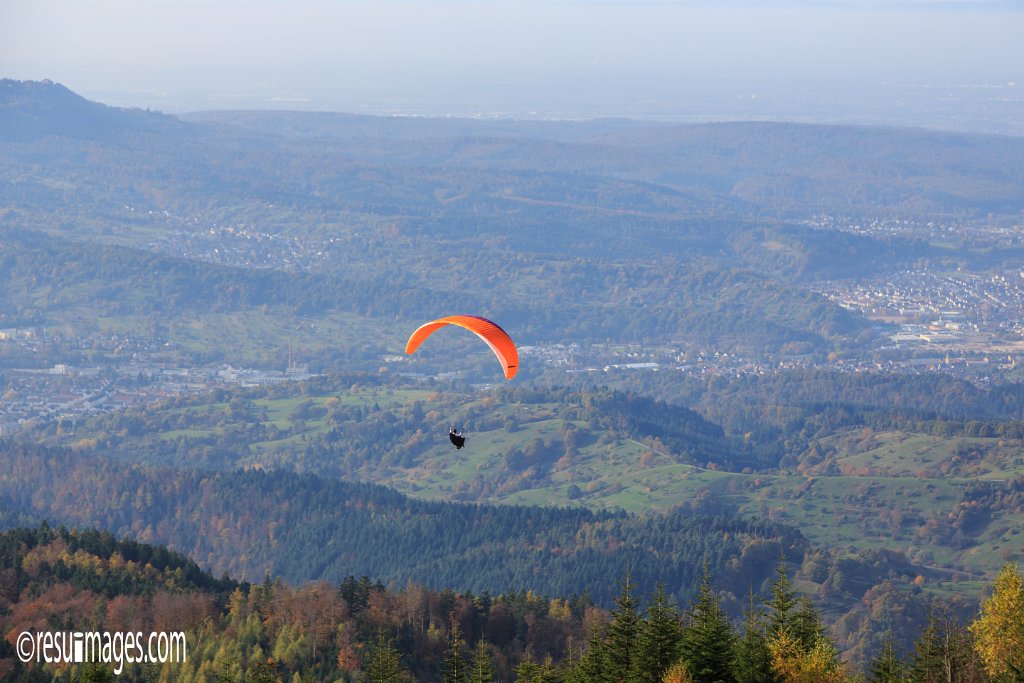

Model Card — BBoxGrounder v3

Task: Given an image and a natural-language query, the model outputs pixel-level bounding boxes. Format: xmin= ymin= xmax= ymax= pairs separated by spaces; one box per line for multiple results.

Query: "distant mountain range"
xmin=187 ymin=108 xmax=1024 ymax=219
xmin=3 ymin=78 xmax=1022 ymax=221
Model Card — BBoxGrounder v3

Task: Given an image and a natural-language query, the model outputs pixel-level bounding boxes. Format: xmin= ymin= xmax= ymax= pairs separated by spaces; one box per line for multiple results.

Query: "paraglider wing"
xmin=405 ymin=315 xmax=519 ymax=380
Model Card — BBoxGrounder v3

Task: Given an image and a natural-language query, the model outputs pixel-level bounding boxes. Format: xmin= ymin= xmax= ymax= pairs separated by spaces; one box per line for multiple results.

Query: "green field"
xmin=62 ymin=383 xmax=1024 ymax=587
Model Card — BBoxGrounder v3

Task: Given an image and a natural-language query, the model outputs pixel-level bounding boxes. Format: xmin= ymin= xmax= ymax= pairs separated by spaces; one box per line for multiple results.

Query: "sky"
xmin=2 ymin=1 xmax=1022 ymax=130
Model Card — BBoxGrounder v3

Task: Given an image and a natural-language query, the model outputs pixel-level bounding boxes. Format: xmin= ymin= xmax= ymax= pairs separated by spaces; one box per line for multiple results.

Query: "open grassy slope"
xmin=38 ymin=382 xmax=1024 ymax=588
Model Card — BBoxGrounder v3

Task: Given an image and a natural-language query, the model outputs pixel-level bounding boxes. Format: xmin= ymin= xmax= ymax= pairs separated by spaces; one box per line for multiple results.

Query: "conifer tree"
xmin=80 ymin=663 xmax=116 ymax=683
xmin=516 ymin=653 xmax=563 ymax=683
xmin=604 ymin=574 xmax=641 ymax=683
xmin=679 ymin=568 xmax=736 ymax=683
xmin=567 ymin=624 xmax=608 ymax=683
xmin=516 ymin=655 xmax=543 ymax=683
xmin=631 ymin=583 xmax=683 ymax=683
xmin=365 ymin=630 xmax=402 ymax=683
xmin=767 ymin=562 xmax=798 ymax=639
xmin=908 ymin=614 xmax=943 ymax=683
xmin=790 ymin=597 xmax=825 ymax=653
xmin=444 ymin=618 xmax=471 ymax=683
xmin=470 ymin=639 xmax=495 ymax=683
xmin=867 ymin=638 xmax=905 ymax=683
xmin=246 ymin=660 xmax=281 ymax=683
xmin=733 ymin=590 xmax=774 ymax=683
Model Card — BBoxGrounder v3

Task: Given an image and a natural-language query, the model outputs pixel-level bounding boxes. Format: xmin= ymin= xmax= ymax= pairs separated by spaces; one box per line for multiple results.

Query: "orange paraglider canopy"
xmin=405 ymin=315 xmax=519 ymax=380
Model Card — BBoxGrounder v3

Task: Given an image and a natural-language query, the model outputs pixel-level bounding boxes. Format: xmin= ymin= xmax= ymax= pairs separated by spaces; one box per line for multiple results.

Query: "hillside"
xmin=5 ymin=79 xmax=1024 ymax=675
xmin=31 ymin=376 xmax=1024 ymax=583
xmin=0 ymin=224 xmax=869 ymax=372
xmin=2 ymin=81 xmax=1021 ymax=363
xmin=0 ymin=79 xmax=181 ymax=142
xmin=187 ymin=110 xmax=1024 ymax=221
xmin=0 ymin=439 xmax=808 ymax=607
xmin=0 ymin=524 xmax=588 ymax=681
xmin=3 ymin=524 xmax=1003 ymax=681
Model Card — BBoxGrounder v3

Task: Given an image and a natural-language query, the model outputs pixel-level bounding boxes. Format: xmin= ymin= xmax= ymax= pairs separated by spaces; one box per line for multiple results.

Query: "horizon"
xmin=3 ymin=1 xmax=1023 ymax=134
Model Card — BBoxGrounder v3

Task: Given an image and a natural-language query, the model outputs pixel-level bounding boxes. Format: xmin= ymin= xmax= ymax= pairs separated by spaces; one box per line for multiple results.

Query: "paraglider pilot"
xmin=449 ymin=426 xmax=466 ymax=449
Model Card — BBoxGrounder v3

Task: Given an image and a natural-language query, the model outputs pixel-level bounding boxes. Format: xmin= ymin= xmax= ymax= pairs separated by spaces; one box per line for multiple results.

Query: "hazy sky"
xmin=2 ymin=1 xmax=1022 ymax=127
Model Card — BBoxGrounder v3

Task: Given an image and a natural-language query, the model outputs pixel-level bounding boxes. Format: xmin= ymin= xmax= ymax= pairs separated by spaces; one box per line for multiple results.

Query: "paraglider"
xmin=405 ymin=315 xmax=519 ymax=380
xmin=405 ymin=315 xmax=519 ymax=448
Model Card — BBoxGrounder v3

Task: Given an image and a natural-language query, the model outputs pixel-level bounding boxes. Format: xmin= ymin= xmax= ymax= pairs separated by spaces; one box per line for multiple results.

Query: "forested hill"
xmin=0 ymin=224 xmax=867 ymax=359
xmin=1 ymin=82 xmax=1020 ymax=354
xmin=11 ymin=80 xmax=1024 ymax=357
xmin=0 ymin=440 xmax=806 ymax=606
xmin=0 ymin=78 xmax=181 ymax=142
xmin=0 ymin=524 xmax=238 ymax=599
xmin=3 ymin=524 xmax=1019 ymax=682
xmin=186 ymin=109 xmax=1024 ymax=221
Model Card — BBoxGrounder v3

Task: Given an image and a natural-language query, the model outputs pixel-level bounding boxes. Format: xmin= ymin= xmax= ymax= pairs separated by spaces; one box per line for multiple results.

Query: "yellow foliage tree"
xmin=768 ymin=630 xmax=846 ymax=683
xmin=970 ymin=562 xmax=1024 ymax=681
xmin=662 ymin=660 xmax=693 ymax=683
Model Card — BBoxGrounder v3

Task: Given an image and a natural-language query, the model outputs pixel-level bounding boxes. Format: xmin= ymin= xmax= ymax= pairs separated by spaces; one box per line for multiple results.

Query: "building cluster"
xmin=0 ymin=361 xmax=316 ymax=436
xmin=802 ymin=215 xmax=1024 ymax=248
xmin=120 ymin=203 xmax=340 ymax=271
xmin=818 ymin=269 xmax=1024 ymax=338
xmin=146 ymin=225 xmax=339 ymax=271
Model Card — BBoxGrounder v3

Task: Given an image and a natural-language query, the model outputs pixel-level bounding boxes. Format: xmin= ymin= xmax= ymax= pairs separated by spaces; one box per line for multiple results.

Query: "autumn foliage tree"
xmin=970 ymin=562 xmax=1024 ymax=681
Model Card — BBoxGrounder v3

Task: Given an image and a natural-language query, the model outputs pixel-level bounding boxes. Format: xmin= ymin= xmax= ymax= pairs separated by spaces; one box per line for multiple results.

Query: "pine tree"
xmin=908 ymin=614 xmax=944 ymax=683
xmin=470 ymin=639 xmax=495 ymax=683
xmin=679 ymin=569 xmax=736 ymax=683
xmin=246 ymin=660 xmax=281 ymax=683
xmin=79 ymin=663 xmax=116 ymax=683
xmin=365 ymin=630 xmax=402 ymax=683
xmin=790 ymin=597 xmax=825 ymax=652
xmin=868 ymin=638 xmax=905 ymax=683
xmin=517 ymin=655 xmax=543 ymax=683
xmin=516 ymin=653 xmax=563 ymax=683
xmin=767 ymin=562 xmax=798 ymax=639
xmin=445 ymin=617 xmax=471 ymax=683
xmin=631 ymin=583 xmax=683 ymax=683
xmin=567 ymin=623 xmax=608 ymax=683
xmin=970 ymin=562 xmax=1024 ymax=681
xmin=604 ymin=574 xmax=641 ymax=683
xmin=733 ymin=591 xmax=774 ymax=683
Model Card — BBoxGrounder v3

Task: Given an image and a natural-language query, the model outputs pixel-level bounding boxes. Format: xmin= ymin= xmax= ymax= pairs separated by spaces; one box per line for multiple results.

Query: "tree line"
xmin=5 ymin=525 xmax=1024 ymax=682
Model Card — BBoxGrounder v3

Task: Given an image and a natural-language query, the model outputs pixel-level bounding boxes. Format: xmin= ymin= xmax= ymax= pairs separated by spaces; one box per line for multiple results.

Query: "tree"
xmin=662 ymin=660 xmax=693 ymax=683
xmin=516 ymin=653 xmax=563 ymax=683
xmin=79 ymin=663 xmax=116 ymax=683
xmin=733 ymin=591 xmax=774 ymax=683
xmin=767 ymin=631 xmax=844 ymax=683
xmin=246 ymin=660 xmax=282 ymax=683
xmin=445 ymin=617 xmax=471 ymax=683
xmin=790 ymin=598 xmax=825 ymax=653
xmin=604 ymin=574 xmax=641 ymax=682
xmin=909 ymin=609 xmax=980 ymax=683
xmin=970 ymin=563 xmax=1024 ymax=681
xmin=767 ymin=562 xmax=798 ymax=639
xmin=908 ymin=615 xmax=943 ymax=683
xmin=867 ymin=638 xmax=905 ymax=683
xmin=679 ymin=569 xmax=736 ymax=683
xmin=517 ymin=656 xmax=544 ymax=683
xmin=631 ymin=583 xmax=683 ymax=683
xmin=365 ymin=630 xmax=402 ymax=683
xmin=567 ymin=623 xmax=608 ymax=683
xmin=470 ymin=639 xmax=495 ymax=683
